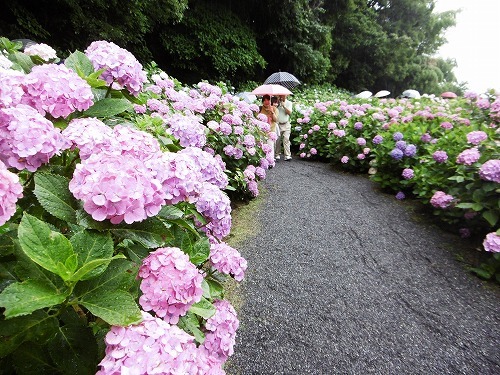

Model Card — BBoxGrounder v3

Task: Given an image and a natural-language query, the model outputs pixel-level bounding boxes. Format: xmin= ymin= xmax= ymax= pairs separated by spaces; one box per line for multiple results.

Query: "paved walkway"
xmin=226 ymin=159 xmax=500 ymax=375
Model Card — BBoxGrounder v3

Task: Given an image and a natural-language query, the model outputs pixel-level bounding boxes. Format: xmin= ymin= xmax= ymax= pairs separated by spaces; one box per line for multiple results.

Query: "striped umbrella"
xmin=263 ymin=72 xmax=301 ymax=89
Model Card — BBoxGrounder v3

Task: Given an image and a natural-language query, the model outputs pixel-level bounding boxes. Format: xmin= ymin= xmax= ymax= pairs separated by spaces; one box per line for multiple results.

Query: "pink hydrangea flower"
xmin=483 ymin=232 xmax=500 ymax=253
xmin=432 ymin=150 xmax=448 ymax=163
xmin=0 ymin=161 xmax=23 ymax=225
xmin=440 ymin=121 xmax=453 ymax=129
xmin=138 ymin=247 xmax=204 ymax=324
xmin=97 ymin=311 xmax=202 ymax=374
xmin=0 ymin=105 xmax=71 ymax=171
xmin=70 ymin=153 xmax=166 ymax=224
xmin=164 ymin=113 xmax=207 ymax=148
xmin=85 ymin=40 xmax=147 ymax=96
xmin=22 ymin=64 xmax=94 ymax=118
xmin=430 ymin=191 xmax=454 ymax=209
xmin=177 ymin=147 xmax=228 ymax=189
xmin=209 ymin=242 xmax=248 ymax=281
xmin=203 ymin=300 xmax=239 ymax=363
xmin=466 ymin=131 xmax=488 ymax=145
xmin=478 ymin=159 xmax=500 ymax=183
xmin=195 ymin=182 xmax=232 ymax=239
xmin=456 ymin=148 xmax=480 ymax=165
xmin=0 ymin=69 xmax=25 ymax=108
xmin=341 ymin=156 xmax=349 ymax=163
xmin=62 ymin=117 xmax=114 ymax=160
xmin=402 ymin=168 xmax=414 ymax=179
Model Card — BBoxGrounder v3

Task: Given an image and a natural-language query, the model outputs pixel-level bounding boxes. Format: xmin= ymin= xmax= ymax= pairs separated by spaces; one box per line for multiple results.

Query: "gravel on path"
xmin=226 ymin=158 xmax=500 ymax=375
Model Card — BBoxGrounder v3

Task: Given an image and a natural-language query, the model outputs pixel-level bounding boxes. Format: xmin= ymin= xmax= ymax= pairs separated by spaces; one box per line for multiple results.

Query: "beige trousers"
xmin=276 ymin=123 xmax=291 ymax=158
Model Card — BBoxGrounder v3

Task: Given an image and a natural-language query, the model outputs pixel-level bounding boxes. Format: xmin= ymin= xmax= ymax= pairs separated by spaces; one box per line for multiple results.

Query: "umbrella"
xmin=236 ymin=92 xmax=257 ymax=103
xmin=354 ymin=90 xmax=372 ymax=99
xmin=401 ymin=89 xmax=421 ymax=99
xmin=441 ymin=91 xmax=457 ymax=99
xmin=263 ymin=72 xmax=300 ymax=89
xmin=251 ymin=84 xmax=293 ymax=96
xmin=374 ymin=90 xmax=390 ymax=98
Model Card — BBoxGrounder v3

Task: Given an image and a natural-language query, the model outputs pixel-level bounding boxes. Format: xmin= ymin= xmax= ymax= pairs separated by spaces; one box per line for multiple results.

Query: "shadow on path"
xmin=226 ymin=159 xmax=500 ymax=375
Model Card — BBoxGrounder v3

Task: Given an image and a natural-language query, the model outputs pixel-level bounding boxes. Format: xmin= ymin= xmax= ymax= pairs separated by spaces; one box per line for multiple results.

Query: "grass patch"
xmin=222 ymin=185 xmax=267 ymax=313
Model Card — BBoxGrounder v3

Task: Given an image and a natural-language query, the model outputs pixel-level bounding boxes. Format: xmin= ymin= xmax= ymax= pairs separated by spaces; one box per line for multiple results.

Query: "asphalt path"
xmin=226 ymin=158 xmax=500 ymax=375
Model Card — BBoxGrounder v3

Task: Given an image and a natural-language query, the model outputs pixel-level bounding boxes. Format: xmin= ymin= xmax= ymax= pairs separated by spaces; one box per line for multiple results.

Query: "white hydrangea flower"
xmin=24 ymin=43 xmax=58 ymax=61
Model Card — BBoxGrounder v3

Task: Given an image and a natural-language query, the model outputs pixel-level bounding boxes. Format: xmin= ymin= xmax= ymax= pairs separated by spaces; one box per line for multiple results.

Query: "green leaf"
xmin=74 ymin=259 xmax=139 ymax=296
xmin=34 ymin=174 xmax=77 ymax=223
xmin=11 ymin=51 xmax=34 ymax=73
xmin=64 ymin=50 xmax=94 ymax=77
xmin=80 ymin=290 xmax=142 ymax=326
xmin=178 ymin=312 xmax=205 ymax=344
xmin=11 ymin=342 xmax=58 ymax=374
xmin=18 ymin=214 xmax=76 ymax=280
xmin=83 ymin=98 xmax=133 ymax=117
xmin=185 ymin=237 xmax=210 ymax=265
xmin=158 ymin=205 xmax=184 ymax=220
xmin=70 ymin=231 xmax=114 ymax=280
xmin=47 ymin=324 xmax=98 ymax=375
xmin=455 ymin=203 xmax=475 ymax=209
xmin=0 ymin=229 xmax=16 ymax=257
xmin=111 ymin=217 xmax=171 ymax=248
xmin=201 ymin=279 xmax=211 ymax=298
xmin=0 ymin=310 xmax=59 ymax=357
xmin=206 ymin=278 xmax=224 ymax=299
xmin=68 ymin=254 xmax=126 ymax=282
xmin=482 ymin=210 xmax=499 ymax=227
xmin=189 ymin=297 xmax=216 ymax=319
xmin=0 ymin=279 xmax=70 ymax=318
xmin=472 ymin=203 xmax=483 ymax=212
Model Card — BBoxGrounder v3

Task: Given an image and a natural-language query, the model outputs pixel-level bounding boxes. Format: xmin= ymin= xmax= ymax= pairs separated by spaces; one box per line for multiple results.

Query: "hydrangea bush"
xmin=291 ymin=88 xmax=500 ymax=281
xmin=0 ymin=38 xmax=258 ymax=374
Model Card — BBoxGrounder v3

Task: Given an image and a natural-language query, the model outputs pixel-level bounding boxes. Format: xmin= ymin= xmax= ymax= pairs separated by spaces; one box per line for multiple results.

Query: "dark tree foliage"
xmin=0 ymin=0 xmax=461 ymax=95
xmin=0 ymin=0 xmax=189 ymax=60
xmin=150 ymin=1 xmax=266 ymax=86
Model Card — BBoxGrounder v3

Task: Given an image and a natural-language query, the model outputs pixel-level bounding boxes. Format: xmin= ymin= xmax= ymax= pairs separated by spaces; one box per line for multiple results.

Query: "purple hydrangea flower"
xmin=456 ymin=148 xmax=480 ymax=165
xmin=372 ymin=135 xmax=383 ymax=144
xmin=390 ymin=148 xmax=404 ymax=160
xmin=354 ymin=121 xmax=363 ymax=130
xmin=430 ymin=191 xmax=454 ymax=209
xmin=341 ymin=156 xmax=349 ymax=163
xmin=395 ymin=191 xmax=405 ymax=200
xmin=478 ymin=159 xmax=500 ymax=183
xmin=483 ymin=232 xmax=500 ymax=253
xmin=395 ymin=140 xmax=407 ymax=150
xmin=432 ymin=150 xmax=448 ymax=163
xmin=420 ymin=133 xmax=432 ymax=142
xmin=62 ymin=117 xmax=114 ymax=160
xmin=404 ymin=144 xmax=417 ymax=157
xmin=393 ymin=132 xmax=404 ymax=141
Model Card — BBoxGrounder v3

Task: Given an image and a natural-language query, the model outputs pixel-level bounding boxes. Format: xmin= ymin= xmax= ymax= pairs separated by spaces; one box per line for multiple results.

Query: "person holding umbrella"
xmin=275 ymin=94 xmax=293 ymax=161
xmin=259 ymin=94 xmax=279 ymax=158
